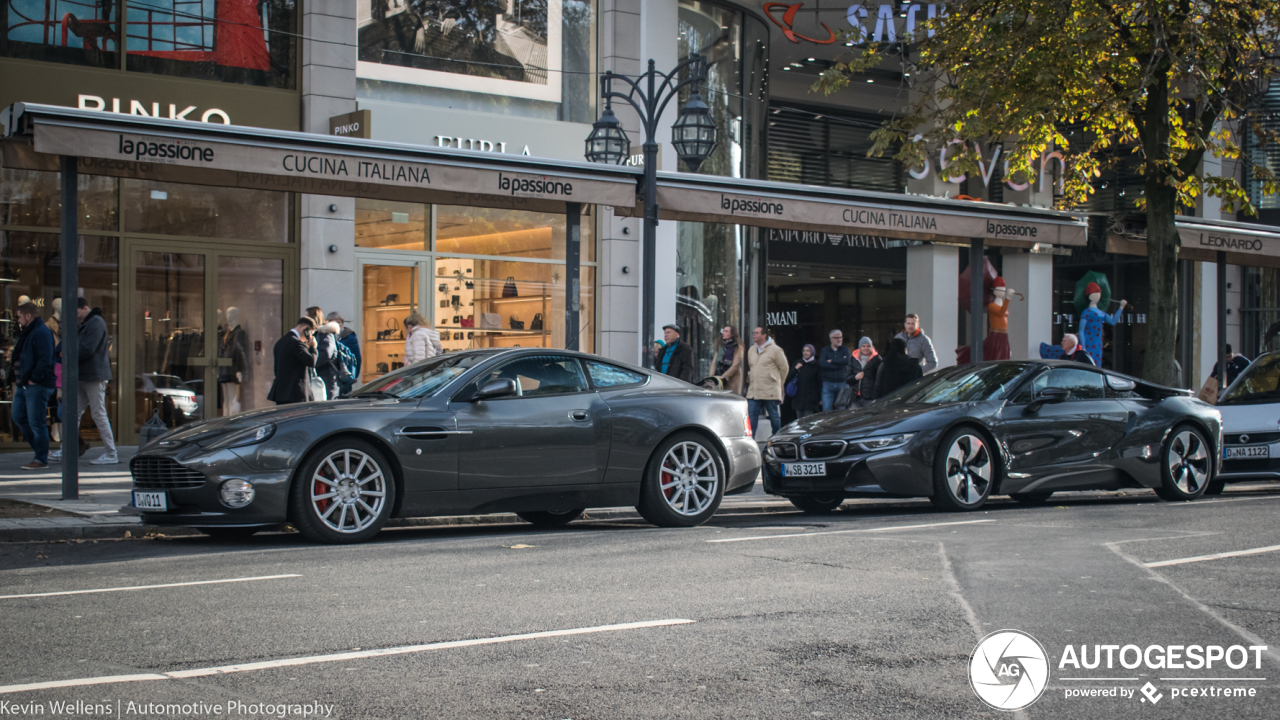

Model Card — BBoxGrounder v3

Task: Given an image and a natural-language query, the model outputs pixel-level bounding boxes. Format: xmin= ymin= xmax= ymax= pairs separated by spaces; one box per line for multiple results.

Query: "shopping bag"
xmin=1197 ymin=375 xmax=1219 ymax=405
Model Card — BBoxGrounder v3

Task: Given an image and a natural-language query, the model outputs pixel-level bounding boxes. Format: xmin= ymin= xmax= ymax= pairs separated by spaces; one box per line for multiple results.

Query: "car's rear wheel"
xmin=1154 ymin=425 xmax=1211 ymax=502
xmin=789 ymin=495 xmax=844 ymax=514
xmin=197 ymin=527 xmax=260 ymax=541
xmin=930 ymin=427 xmax=995 ymax=512
xmin=516 ymin=509 xmax=585 ymax=527
xmin=1009 ymin=491 xmax=1054 ymax=505
xmin=636 ymin=432 xmax=725 ymax=527
xmin=290 ymin=439 xmax=396 ymax=543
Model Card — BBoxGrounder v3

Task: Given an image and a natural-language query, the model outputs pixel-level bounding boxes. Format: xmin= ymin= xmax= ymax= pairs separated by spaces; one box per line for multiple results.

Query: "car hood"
xmin=783 ymin=402 xmax=967 ymax=439
xmin=1217 ymin=402 xmax=1280 ymax=433
xmin=154 ymin=398 xmax=408 ymax=447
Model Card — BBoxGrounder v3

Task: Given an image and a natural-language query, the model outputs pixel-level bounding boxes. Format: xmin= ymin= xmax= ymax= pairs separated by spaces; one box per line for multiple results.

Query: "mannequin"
xmin=984 ymin=277 xmax=1013 ymax=361
xmin=48 ymin=298 xmax=62 ymax=342
xmin=1040 ymin=281 xmax=1127 ymax=365
xmin=218 ymin=306 xmax=249 ymax=415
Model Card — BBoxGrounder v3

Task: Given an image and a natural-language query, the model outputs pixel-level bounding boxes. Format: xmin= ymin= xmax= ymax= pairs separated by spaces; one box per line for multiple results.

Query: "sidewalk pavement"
xmin=0 ymin=443 xmax=792 ymax=542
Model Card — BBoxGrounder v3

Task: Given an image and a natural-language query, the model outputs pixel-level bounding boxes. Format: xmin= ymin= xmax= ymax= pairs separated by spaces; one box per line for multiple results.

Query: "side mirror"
xmin=473 ymin=378 xmax=517 ymax=401
xmin=1106 ymin=376 xmax=1136 ymax=393
xmin=1025 ymin=386 xmax=1070 ymax=413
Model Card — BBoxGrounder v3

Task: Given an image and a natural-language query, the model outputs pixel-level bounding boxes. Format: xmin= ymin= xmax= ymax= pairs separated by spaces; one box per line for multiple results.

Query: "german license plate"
xmin=782 ymin=462 xmax=826 ymax=477
xmin=1225 ymin=445 xmax=1269 ymax=460
xmin=132 ymin=491 xmax=168 ymax=511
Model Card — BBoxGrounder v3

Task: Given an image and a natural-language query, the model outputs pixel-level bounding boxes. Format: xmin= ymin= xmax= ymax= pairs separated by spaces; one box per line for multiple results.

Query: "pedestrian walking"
xmin=56 ymin=299 xmax=118 ymax=465
xmin=329 ymin=311 xmax=362 ymax=393
xmin=848 ymin=336 xmax=882 ymax=407
xmin=712 ymin=326 xmax=743 ymax=394
xmin=403 ymin=312 xmax=443 ymax=365
xmin=267 ymin=317 xmax=319 ymax=405
xmin=745 ymin=326 xmax=788 ymax=436
xmin=653 ymin=324 xmax=697 ymax=383
xmin=787 ymin=344 xmax=822 ymax=418
xmin=1060 ymin=333 xmax=1095 ymax=365
xmin=895 ymin=313 xmax=938 ymax=374
xmin=818 ymin=329 xmax=851 ymax=411
xmin=874 ymin=336 xmax=923 ymax=398
xmin=10 ymin=303 xmax=56 ymax=469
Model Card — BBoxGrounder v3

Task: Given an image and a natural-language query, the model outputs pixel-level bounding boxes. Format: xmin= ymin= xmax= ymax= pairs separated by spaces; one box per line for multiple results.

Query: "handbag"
xmin=438 ymin=283 xmax=448 ymax=293
xmin=785 ymin=376 xmax=798 ymax=398
xmin=465 ymin=280 xmax=474 ymax=289
xmin=502 ymin=277 xmax=519 ymax=298
xmin=307 ymin=368 xmax=328 ymax=402
xmin=509 ymin=315 xmax=525 ymax=330
xmin=376 ymin=362 xmax=389 ymax=374
xmin=461 ymin=317 xmax=474 ymax=328
xmin=834 ymin=384 xmax=855 ymax=410
xmin=530 ymin=313 xmax=544 ymax=331
xmin=480 ymin=313 xmax=501 ymax=329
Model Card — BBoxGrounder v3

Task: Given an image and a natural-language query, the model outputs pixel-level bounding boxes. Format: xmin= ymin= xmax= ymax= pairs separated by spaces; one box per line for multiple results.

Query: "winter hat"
xmin=1085 ymin=281 xmax=1101 ymax=296
xmin=858 ymin=336 xmax=874 ymax=347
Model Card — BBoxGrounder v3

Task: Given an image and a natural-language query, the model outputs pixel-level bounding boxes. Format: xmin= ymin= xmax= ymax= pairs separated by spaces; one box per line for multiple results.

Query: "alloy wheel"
xmin=659 ymin=441 xmax=720 ymax=516
xmin=310 ymin=449 xmax=388 ymax=534
xmin=945 ymin=434 xmax=992 ymax=505
xmin=1167 ymin=430 xmax=1209 ymax=494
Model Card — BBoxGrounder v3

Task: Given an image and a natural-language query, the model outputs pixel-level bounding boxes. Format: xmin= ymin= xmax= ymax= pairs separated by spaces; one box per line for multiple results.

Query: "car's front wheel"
xmin=290 ymin=439 xmax=396 ymax=543
xmin=930 ymin=427 xmax=995 ymax=512
xmin=636 ymin=432 xmax=725 ymax=527
xmin=516 ymin=509 xmax=585 ymax=527
xmin=1154 ymin=425 xmax=1211 ymax=502
xmin=789 ymin=495 xmax=844 ymax=514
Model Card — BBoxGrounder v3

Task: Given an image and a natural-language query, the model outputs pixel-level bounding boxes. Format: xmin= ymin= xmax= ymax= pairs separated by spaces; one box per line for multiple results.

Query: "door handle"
xmin=569 ymin=410 xmax=590 ymax=421
xmin=394 ymin=428 xmax=473 ymax=439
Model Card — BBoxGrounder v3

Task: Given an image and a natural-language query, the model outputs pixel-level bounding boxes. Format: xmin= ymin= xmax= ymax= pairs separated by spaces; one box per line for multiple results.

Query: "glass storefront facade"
xmin=355 ymin=200 xmax=595 ymax=382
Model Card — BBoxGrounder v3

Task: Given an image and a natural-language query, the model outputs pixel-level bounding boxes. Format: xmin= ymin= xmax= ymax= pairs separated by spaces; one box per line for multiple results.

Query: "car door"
xmin=451 ymin=354 xmax=610 ymax=489
xmin=387 ymin=402 xmax=461 ymax=495
xmin=995 ymin=367 xmax=1129 ymax=481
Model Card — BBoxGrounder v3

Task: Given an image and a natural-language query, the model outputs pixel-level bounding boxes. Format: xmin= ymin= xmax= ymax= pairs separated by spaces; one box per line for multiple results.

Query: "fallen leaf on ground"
xmin=504 ymin=544 xmax=536 ymax=549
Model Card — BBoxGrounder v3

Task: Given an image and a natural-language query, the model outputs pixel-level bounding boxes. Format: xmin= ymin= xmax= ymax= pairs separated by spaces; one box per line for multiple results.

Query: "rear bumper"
xmin=724 ymin=436 xmax=763 ymax=493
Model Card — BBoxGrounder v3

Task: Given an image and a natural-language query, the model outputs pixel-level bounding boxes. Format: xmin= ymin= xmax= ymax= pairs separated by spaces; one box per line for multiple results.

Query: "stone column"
xmin=1192 ymin=261 xmax=1217 ymax=386
xmin=1002 ymin=251 xmax=1053 ymax=360
xmin=905 ymin=244 xmax=959 ymax=371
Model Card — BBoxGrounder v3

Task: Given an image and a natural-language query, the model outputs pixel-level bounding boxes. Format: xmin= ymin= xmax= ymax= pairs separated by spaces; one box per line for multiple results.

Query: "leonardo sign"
xmin=1179 ymin=225 xmax=1280 ymax=258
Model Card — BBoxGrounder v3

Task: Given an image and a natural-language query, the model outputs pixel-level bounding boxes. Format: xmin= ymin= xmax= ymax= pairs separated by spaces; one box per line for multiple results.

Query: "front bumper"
xmin=761 ymin=441 xmax=931 ymax=498
xmin=130 ymin=443 xmax=293 ymax=528
xmin=1219 ymin=440 xmax=1280 ymax=481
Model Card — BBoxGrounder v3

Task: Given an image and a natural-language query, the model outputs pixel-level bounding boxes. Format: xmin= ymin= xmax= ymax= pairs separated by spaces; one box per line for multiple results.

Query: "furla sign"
xmin=78 ymin=94 xmax=230 ymax=124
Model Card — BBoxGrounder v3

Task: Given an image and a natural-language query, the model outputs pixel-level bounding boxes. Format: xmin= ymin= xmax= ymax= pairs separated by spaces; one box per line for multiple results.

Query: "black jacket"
xmin=787 ymin=360 xmax=822 ymax=413
xmin=1066 ymin=347 xmax=1096 ymax=365
xmin=659 ymin=340 xmax=697 ymax=384
xmin=267 ymin=331 xmax=318 ymax=405
xmin=848 ymin=353 xmax=883 ymax=401
xmin=1211 ymin=355 xmax=1250 ymax=385
xmin=13 ymin=316 xmax=56 ymax=389
xmin=874 ymin=341 xmax=923 ymax=398
xmin=78 ymin=308 xmax=113 ymax=383
xmin=817 ymin=345 xmax=852 ymax=384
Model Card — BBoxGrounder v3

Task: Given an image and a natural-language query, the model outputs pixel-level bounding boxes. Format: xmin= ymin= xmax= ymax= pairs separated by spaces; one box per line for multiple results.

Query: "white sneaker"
xmin=89 ymin=455 xmax=120 ymax=465
xmin=48 ymin=450 xmax=62 ymax=461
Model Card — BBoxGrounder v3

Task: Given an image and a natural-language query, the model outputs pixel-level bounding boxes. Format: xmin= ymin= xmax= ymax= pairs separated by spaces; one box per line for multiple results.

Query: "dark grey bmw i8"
xmin=129 ymin=349 xmax=760 ymax=543
xmin=762 ymin=361 xmax=1222 ymax=513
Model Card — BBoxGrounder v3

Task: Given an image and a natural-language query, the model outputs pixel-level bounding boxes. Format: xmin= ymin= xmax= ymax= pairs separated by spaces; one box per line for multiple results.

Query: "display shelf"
xmin=370 ymin=304 xmax=414 ymax=311
xmin=481 ymin=294 xmax=551 ymax=305
xmin=436 ymin=327 xmax=548 ymax=335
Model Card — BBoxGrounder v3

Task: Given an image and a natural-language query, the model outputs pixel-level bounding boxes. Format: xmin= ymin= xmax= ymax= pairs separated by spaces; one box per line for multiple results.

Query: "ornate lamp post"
xmin=585 ymin=55 xmax=718 ymax=368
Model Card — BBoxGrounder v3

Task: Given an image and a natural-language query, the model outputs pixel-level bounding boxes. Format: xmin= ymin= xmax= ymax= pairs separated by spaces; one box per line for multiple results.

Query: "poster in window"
xmin=357 ymin=0 xmax=561 ymax=103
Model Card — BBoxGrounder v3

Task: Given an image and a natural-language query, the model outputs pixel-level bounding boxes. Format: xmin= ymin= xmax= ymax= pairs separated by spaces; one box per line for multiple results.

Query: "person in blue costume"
xmin=1041 ymin=281 xmax=1127 ymax=365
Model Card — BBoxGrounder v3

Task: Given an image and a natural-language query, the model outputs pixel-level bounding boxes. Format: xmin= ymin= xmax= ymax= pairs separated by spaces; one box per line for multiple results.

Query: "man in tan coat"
xmin=745 ymin=326 xmax=788 ymax=436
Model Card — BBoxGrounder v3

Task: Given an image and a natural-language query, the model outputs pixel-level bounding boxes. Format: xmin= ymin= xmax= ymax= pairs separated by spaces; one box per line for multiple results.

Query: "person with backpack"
xmin=329 ymin=312 xmax=362 ymax=393
xmin=314 ymin=318 xmax=346 ymax=401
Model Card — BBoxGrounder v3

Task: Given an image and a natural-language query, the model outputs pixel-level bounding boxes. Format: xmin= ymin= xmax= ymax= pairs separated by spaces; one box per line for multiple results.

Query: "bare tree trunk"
xmin=1144 ymin=177 xmax=1182 ymax=387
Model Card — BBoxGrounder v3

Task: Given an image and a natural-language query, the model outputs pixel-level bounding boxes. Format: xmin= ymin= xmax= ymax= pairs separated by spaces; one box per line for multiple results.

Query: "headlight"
xmin=853 ymin=433 xmax=915 ymax=452
xmin=219 ymin=479 xmax=255 ymax=508
xmin=205 ymin=423 xmax=276 ymax=450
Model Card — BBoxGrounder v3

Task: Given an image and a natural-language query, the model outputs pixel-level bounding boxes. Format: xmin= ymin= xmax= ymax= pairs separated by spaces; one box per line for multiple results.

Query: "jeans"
xmin=76 ymin=381 xmax=117 ymax=458
xmin=821 ymin=382 xmax=845 ymax=412
xmin=12 ymin=384 xmax=55 ymax=464
xmin=748 ymin=399 xmax=781 ymax=437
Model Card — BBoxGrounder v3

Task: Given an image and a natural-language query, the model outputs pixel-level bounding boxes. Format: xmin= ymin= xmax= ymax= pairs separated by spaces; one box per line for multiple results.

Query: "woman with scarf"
xmin=712 ymin=326 xmax=743 ymax=394
xmin=847 ymin=336 xmax=882 ymax=408
xmin=786 ymin=344 xmax=822 ymax=418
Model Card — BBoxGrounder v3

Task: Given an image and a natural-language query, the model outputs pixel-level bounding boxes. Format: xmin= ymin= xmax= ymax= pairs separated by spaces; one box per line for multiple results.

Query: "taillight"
xmin=744 ymin=414 xmax=753 ymax=436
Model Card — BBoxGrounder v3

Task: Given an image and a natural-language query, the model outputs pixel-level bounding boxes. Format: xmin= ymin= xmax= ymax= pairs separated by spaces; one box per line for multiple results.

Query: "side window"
xmin=480 ymin=355 xmax=589 ymax=398
xmin=586 ymin=360 xmax=647 ymax=388
xmin=1044 ymin=368 xmax=1107 ymax=400
xmin=1011 ymin=371 xmax=1047 ymax=404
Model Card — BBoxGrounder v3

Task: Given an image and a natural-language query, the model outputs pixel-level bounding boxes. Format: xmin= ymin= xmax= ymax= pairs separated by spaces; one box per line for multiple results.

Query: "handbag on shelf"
xmin=440 ymin=299 xmax=449 ymax=308
xmin=382 ymin=294 xmax=399 ymax=306
xmin=509 ymin=315 xmax=525 ymax=330
xmin=529 ymin=313 xmax=544 ymax=331
xmin=502 ymin=277 xmax=519 ymax=298
xmin=480 ymin=313 xmax=501 ymax=329
xmin=461 ymin=317 xmax=474 ymax=328
xmin=438 ymin=283 xmax=448 ymax=293
xmin=391 ymin=362 xmax=404 ymax=371
xmin=465 ymin=280 xmax=474 ymax=289
xmin=452 ymin=315 xmax=461 ymax=324
xmin=376 ymin=362 xmax=389 ymax=374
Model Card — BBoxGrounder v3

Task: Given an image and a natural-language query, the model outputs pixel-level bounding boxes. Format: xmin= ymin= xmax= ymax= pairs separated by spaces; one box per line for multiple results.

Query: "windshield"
xmin=875 ymin=362 xmax=1032 ymax=406
xmin=1219 ymin=353 xmax=1280 ymax=405
xmin=352 ymin=354 xmax=489 ymax=399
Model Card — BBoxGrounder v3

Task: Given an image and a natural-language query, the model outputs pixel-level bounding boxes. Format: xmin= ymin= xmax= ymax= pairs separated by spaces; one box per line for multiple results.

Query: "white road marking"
xmin=1060 ymin=677 xmax=1138 ymax=681
xmin=0 ymin=618 xmax=695 ymax=695
xmin=0 ymin=574 xmax=302 ymax=600
xmin=1144 ymin=544 xmax=1280 ymax=568
xmin=1160 ymin=677 xmax=1267 ymax=681
xmin=706 ymin=519 xmax=996 ymax=543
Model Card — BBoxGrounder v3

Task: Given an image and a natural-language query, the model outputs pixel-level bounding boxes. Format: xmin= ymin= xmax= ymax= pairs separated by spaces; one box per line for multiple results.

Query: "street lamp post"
xmin=585 ymin=55 xmax=718 ymax=368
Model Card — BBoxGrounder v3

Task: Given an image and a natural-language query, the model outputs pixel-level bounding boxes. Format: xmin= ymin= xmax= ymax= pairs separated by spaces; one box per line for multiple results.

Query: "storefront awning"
xmin=1106 ymin=218 xmax=1280 ymax=269
xmin=2 ymin=103 xmax=640 ymax=213
xmin=618 ymin=174 xmax=1089 ymax=248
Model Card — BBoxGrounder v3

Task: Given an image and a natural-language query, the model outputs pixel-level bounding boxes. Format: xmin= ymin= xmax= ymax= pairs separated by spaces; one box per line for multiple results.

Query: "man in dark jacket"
xmin=657 ymin=324 xmax=697 ymax=383
xmin=267 ymin=317 xmax=319 ymax=405
xmin=1210 ymin=344 xmax=1250 ymax=386
xmin=874 ymin=336 xmax=924 ymax=399
xmin=1060 ymin=334 xmax=1096 ymax=365
xmin=11 ymin=303 xmax=56 ymax=469
xmin=70 ymin=298 xmax=118 ymax=464
xmin=818 ymin=329 xmax=851 ymax=412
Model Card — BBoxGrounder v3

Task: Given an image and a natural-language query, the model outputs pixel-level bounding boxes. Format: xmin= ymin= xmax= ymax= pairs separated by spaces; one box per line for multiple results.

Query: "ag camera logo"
xmin=970 ymin=630 xmax=1050 ymax=710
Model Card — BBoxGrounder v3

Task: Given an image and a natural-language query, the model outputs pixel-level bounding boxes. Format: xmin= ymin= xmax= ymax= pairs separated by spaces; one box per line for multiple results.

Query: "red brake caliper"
xmin=662 ymin=462 xmax=675 ymax=499
xmin=315 ymin=467 xmax=331 ymax=513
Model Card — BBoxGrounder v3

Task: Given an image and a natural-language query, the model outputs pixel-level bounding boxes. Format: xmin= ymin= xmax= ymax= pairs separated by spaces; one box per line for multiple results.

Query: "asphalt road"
xmin=1 ymin=485 xmax=1278 ymax=719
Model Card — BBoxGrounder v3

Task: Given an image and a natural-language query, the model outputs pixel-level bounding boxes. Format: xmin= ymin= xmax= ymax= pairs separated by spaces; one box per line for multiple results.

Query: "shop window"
xmin=435 ymin=205 xmax=594 ymax=261
xmin=0 ymin=169 xmax=118 ymax=231
xmin=122 ymin=179 xmax=287 ymax=241
xmin=676 ymin=221 xmax=742 ymax=379
xmin=124 ymin=0 xmax=297 ymax=89
xmin=355 ymin=199 xmax=427 ymax=251
xmin=2 ymin=0 xmax=119 ymax=68
xmin=0 ymin=232 xmax=119 ymax=444
xmin=361 ymin=263 xmax=418 ymax=383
